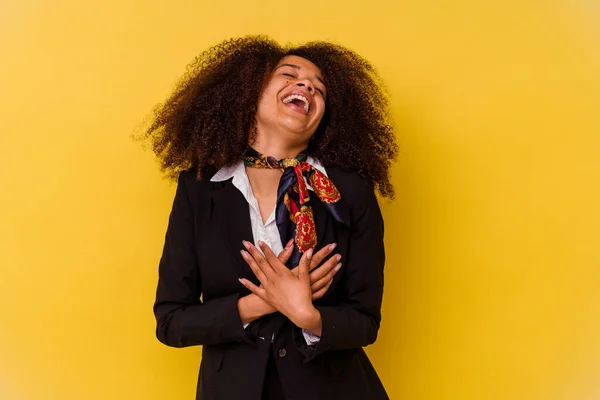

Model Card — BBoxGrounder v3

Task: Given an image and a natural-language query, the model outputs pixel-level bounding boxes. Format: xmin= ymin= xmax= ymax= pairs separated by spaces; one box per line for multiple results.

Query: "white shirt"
xmin=210 ymin=157 xmax=325 ymax=345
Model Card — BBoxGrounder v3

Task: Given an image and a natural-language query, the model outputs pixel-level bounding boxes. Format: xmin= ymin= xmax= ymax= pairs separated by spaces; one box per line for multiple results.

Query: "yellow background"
xmin=1 ymin=0 xmax=599 ymax=399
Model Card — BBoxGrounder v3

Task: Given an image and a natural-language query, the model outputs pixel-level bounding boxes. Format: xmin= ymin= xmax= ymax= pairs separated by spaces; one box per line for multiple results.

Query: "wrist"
xmin=250 ymin=293 xmax=276 ymax=315
xmin=238 ymin=293 xmax=276 ymax=325
xmin=293 ymin=306 xmax=322 ymax=334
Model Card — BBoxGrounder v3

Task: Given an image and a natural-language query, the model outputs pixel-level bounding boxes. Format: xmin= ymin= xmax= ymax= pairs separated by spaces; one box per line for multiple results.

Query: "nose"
xmin=295 ymin=79 xmax=314 ymax=93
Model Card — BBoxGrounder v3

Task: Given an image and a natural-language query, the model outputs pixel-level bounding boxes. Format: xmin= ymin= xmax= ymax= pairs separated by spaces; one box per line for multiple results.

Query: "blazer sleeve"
xmin=295 ymin=178 xmax=385 ymax=361
xmin=153 ymin=171 xmax=253 ymax=348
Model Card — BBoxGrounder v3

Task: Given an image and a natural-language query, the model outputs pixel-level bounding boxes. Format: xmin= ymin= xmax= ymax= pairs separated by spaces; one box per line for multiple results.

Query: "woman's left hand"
xmin=238 ymin=240 xmax=321 ymax=331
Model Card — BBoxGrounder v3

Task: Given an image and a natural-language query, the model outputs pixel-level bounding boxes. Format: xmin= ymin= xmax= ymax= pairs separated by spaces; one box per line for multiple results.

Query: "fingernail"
xmin=238 ymin=278 xmax=245 ymax=285
xmin=286 ymin=239 xmax=294 ymax=248
xmin=242 ymin=240 xmax=250 ymax=249
xmin=306 ymin=248 xmax=313 ymax=260
xmin=336 ymin=254 xmax=342 ymax=262
xmin=240 ymin=249 xmax=248 ymax=258
xmin=335 ymin=263 xmax=342 ymax=271
xmin=329 ymin=243 xmax=337 ymax=250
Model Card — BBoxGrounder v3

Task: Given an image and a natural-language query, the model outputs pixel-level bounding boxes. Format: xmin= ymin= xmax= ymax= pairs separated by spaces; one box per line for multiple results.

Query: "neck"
xmin=250 ymin=131 xmax=309 ymax=159
xmin=245 ymin=166 xmax=281 ymax=198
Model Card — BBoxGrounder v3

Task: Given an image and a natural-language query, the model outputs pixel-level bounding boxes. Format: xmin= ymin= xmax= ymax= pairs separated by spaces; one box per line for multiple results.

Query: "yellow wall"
xmin=1 ymin=1 xmax=599 ymax=399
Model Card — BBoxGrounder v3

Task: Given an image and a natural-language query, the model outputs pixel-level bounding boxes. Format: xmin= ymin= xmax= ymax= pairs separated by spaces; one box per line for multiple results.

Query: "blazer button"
xmin=278 ymin=348 xmax=287 ymax=358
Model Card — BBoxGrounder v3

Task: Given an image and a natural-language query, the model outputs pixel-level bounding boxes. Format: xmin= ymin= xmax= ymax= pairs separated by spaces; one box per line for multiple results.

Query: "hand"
xmin=237 ymin=240 xmax=341 ymax=325
xmin=237 ymin=240 xmax=298 ymax=323
xmin=247 ymin=240 xmax=342 ymax=301
xmin=239 ymin=241 xmax=330 ymax=327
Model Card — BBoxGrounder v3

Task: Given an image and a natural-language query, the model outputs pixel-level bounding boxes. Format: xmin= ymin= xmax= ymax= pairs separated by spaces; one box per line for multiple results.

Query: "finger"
xmin=258 ymin=241 xmax=289 ymax=275
xmin=298 ymin=247 xmax=312 ymax=282
xmin=311 ymin=263 xmax=341 ymax=292
xmin=309 ymin=254 xmax=342 ymax=283
xmin=277 ymin=239 xmax=295 ymax=264
xmin=243 ymin=241 xmax=277 ymax=278
xmin=315 ymin=273 xmax=336 ymax=299
xmin=239 ymin=278 xmax=267 ymax=299
xmin=240 ymin=249 xmax=269 ymax=284
xmin=309 ymin=243 xmax=337 ymax=272
xmin=289 ymin=243 xmax=337 ymax=276
xmin=312 ymin=286 xmax=328 ymax=300
xmin=312 ymin=277 xmax=334 ymax=300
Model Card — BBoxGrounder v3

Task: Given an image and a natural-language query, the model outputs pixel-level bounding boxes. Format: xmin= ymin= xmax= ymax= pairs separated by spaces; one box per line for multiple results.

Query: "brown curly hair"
xmin=138 ymin=35 xmax=398 ymax=198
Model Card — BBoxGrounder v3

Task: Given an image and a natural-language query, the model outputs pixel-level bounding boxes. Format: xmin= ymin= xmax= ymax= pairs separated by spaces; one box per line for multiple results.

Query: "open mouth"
xmin=282 ymin=94 xmax=310 ymax=113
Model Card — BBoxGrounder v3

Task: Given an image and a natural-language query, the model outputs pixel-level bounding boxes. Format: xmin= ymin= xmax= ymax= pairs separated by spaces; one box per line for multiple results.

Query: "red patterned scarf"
xmin=243 ymin=146 xmax=349 ymax=267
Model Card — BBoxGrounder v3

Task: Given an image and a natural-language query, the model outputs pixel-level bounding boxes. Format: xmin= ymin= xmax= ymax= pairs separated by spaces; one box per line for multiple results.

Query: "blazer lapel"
xmin=210 ymin=179 xmax=259 ymax=285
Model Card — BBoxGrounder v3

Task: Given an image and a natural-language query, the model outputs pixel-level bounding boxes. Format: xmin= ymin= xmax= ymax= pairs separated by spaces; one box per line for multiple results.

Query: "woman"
xmin=144 ymin=36 xmax=397 ymax=400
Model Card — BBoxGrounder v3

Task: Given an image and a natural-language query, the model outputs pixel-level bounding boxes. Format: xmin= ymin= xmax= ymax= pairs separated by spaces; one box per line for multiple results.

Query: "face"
xmin=254 ymin=55 xmax=327 ymax=146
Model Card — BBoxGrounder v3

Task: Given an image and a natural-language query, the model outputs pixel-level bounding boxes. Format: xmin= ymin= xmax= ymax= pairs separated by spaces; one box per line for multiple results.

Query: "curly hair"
xmin=138 ymin=35 xmax=398 ymax=198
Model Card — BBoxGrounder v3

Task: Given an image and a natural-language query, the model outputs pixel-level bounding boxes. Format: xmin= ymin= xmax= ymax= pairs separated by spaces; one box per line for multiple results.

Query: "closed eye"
xmin=282 ymin=72 xmax=325 ymax=96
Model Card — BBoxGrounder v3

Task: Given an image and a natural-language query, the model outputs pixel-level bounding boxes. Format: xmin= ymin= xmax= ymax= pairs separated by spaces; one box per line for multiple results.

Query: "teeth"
xmin=282 ymin=94 xmax=310 ymax=113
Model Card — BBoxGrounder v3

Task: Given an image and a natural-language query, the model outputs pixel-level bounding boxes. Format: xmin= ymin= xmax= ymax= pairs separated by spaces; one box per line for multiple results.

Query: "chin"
xmin=279 ymin=118 xmax=317 ymax=136
xmin=281 ymin=130 xmax=312 ymax=146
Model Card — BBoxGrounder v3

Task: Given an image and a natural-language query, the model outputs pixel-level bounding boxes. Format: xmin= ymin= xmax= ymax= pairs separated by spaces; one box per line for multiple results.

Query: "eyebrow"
xmin=276 ymin=63 xmax=325 ymax=86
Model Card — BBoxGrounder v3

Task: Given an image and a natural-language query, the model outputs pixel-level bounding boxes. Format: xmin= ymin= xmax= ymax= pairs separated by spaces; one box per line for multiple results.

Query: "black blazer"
xmin=153 ymin=165 xmax=388 ymax=400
